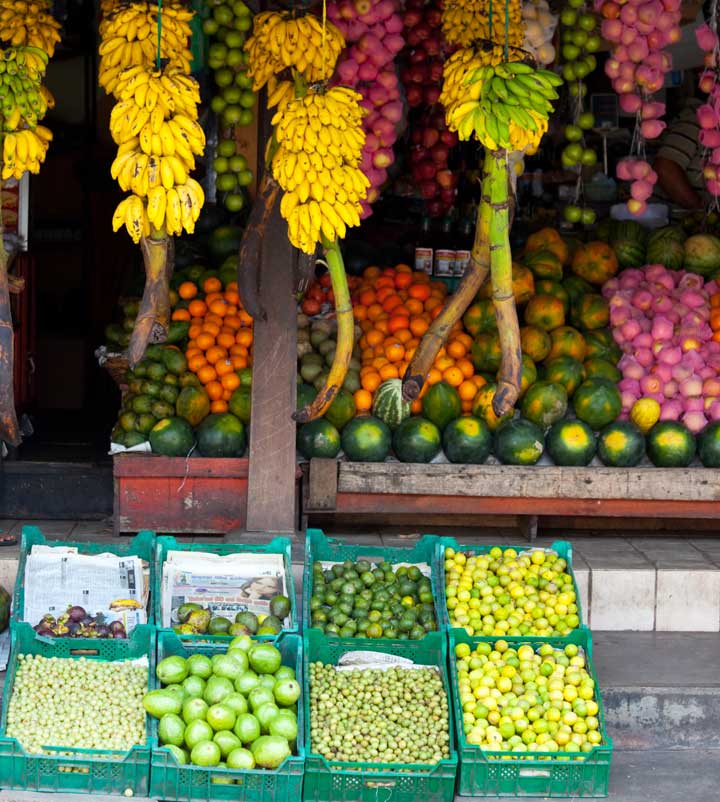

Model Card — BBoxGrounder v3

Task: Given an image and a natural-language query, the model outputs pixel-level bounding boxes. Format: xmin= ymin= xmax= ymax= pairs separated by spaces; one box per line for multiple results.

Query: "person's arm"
xmin=654 ymin=156 xmax=705 ymax=210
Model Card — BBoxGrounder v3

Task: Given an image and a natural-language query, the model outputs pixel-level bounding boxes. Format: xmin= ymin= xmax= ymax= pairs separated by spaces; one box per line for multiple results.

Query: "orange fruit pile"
xmin=175 ymin=276 xmax=254 ymax=413
xmin=353 ymin=265 xmax=486 ymax=415
xmin=711 ymin=293 xmax=720 ymax=342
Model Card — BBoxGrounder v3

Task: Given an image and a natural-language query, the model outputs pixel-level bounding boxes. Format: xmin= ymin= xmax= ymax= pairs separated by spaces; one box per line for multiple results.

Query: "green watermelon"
xmin=372 ymin=379 xmax=410 ymax=429
xmin=546 ymin=419 xmax=597 ymax=466
xmin=610 ymin=221 xmax=647 ymax=267
xmin=572 ymin=378 xmax=622 ymax=430
xmin=296 ymin=419 xmax=341 ymax=459
xmin=442 ymin=416 xmax=492 ymax=463
xmin=341 ymin=416 xmax=391 ymax=462
xmin=422 ymin=381 xmax=462 ymax=431
xmin=683 ymin=234 xmax=720 ymax=277
xmin=562 ymin=275 xmax=594 ymax=307
xmin=645 ymin=225 xmax=686 ymax=269
xmin=494 ymin=419 xmax=545 ymax=465
xmin=325 ymin=389 xmax=356 ymax=431
xmin=584 ymin=329 xmax=622 ymax=363
xmin=149 ymin=417 xmax=195 ymax=457
xmin=393 ymin=417 xmax=442 ymax=463
xmin=697 ymin=421 xmax=720 ymax=467
xmin=571 ymin=294 xmax=610 ymax=332
xmin=296 ymin=383 xmax=317 ymax=410
xmin=534 ymin=280 xmax=570 ymax=312
xmin=541 ymin=356 xmax=586 ymax=398
xmin=597 ymin=421 xmax=646 ymax=467
xmin=583 ymin=358 xmax=621 ymax=383
xmin=594 ymin=218 xmax=616 ymax=243
xmin=229 ymin=386 xmax=252 ymax=424
xmin=646 ymin=421 xmax=696 ymax=467
xmin=208 ymin=226 xmax=243 ymax=263
xmin=196 ymin=413 xmax=246 ymax=457
xmin=520 ymin=381 xmax=568 ymax=429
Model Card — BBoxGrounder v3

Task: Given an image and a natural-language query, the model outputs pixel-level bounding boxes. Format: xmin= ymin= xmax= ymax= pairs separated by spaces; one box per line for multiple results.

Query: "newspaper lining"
xmin=337 ymin=651 xmax=435 ymax=672
xmin=161 ymin=550 xmax=289 ymax=627
xmin=22 ymin=546 xmax=148 ymax=632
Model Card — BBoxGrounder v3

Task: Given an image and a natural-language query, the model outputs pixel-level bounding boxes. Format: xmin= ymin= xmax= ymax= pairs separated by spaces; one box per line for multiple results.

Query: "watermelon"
xmin=296 ymin=419 xmax=341 ymax=459
xmin=646 ymin=421 xmax=696 ymax=467
xmin=683 ymin=234 xmax=720 ymax=277
xmin=297 ymin=383 xmax=318 ymax=410
xmin=372 ymin=379 xmax=410 ymax=429
xmin=341 ymin=416 xmax=391 ymax=462
xmin=542 ymin=356 xmax=586 ymax=397
xmin=571 ymin=294 xmax=609 ymax=332
xmin=393 ymin=417 xmax=442 ymax=463
xmin=471 ymin=332 xmax=502 ymax=372
xmin=149 ymin=417 xmax=195 ymax=457
xmin=196 ymin=413 xmax=246 ymax=457
xmin=176 ymin=386 xmax=211 ymax=427
xmin=583 ymin=358 xmax=621 ymax=383
xmin=524 ymin=249 xmax=563 ymax=280
xmin=697 ymin=421 xmax=720 ymax=467
xmin=645 ymin=225 xmax=686 ymax=269
xmin=610 ymin=220 xmax=647 ymax=268
xmin=442 ymin=416 xmax=492 ymax=463
xmin=494 ymin=419 xmax=545 ymax=465
xmin=562 ymin=275 xmax=594 ymax=306
xmin=520 ymin=381 xmax=568 ymax=429
xmin=534 ymin=280 xmax=570 ymax=312
xmin=325 ymin=389 xmax=356 ymax=431
xmin=597 ymin=421 xmax=646 ymax=467
xmin=546 ymin=419 xmax=597 ymax=466
xmin=422 ymin=381 xmax=462 ymax=431
xmin=208 ymin=226 xmax=243 ymax=263
xmin=584 ymin=329 xmax=622 ymax=363
xmin=572 ymin=378 xmax=622 ymax=430
xmin=471 ymin=382 xmax=513 ymax=431
xmin=229 ymin=386 xmax=252 ymax=424
xmin=520 ymin=326 xmax=552 ymax=362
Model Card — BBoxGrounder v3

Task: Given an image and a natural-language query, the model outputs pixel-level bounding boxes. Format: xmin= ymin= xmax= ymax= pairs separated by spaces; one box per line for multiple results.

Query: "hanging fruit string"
xmin=156 ymin=0 xmax=162 ymax=71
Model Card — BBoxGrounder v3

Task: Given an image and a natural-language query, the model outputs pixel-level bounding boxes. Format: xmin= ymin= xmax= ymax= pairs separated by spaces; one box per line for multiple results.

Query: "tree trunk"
xmin=127 ymin=232 xmax=170 ymax=368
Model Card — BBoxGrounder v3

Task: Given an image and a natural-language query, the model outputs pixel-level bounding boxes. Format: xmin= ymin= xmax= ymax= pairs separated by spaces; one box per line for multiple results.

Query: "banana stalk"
xmin=0 ymin=223 xmax=20 ymax=446
xmin=294 ymin=236 xmax=352 ymax=422
xmin=402 ymin=170 xmax=492 ymax=402
xmin=127 ymin=229 xmax=171 ymax=367
xmin=487 ymin=148 xmax=521 ymax=416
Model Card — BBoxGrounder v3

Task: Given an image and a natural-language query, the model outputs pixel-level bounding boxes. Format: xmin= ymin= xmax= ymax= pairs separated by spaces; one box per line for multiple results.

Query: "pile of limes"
xmin=309 ymin=559 xmax=437 ymax=639
xmin=454 ymin=640 xmax=602 ymax=756
xmin=444 ymin=547 xmax=580 ymax=637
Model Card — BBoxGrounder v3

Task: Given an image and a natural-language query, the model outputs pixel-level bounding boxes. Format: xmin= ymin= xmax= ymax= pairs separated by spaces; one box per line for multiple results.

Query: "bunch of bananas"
xmin=245 ymin=12 xmax=345 ymax=91
xmin=270 ymin=87 xmax=368 ymax=253
xmin=2 ymin=125 xmax=51 ymax=179
xmin=442 ymin=0 xmax=523 ymax=49
xmin=0 ymin=0 xmax=61 ymax=57
xmin=109 ymin=65 xmax=205 ymax=242
xmin=98 ymin=1 xmax=193 ymax=98
xmin=266 ymin=77 xmax=295 ymax=111
xmin=444 ymin=61 xmax=561 ymax=152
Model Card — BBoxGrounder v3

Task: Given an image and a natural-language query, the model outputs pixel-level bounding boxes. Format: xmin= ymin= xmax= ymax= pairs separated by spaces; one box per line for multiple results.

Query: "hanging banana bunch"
xmin=403 ymin=0 xmax=561 ymax=418
xmin=0 ymin=1 xmax=59 ymax=447
xmin=242 ymin=11 xmax=367 ymax=421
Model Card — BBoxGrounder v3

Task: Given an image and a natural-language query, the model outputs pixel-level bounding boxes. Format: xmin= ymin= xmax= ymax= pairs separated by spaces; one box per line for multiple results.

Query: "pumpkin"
xmin=524 ymin=249 xmax=563 ymax=281
xmin=525 ymin=227 xmax=570 ymax=265
xmin=571 ymin=294 xmax=610 ymax=331
xmin=520 ymin=326 xmax=552 ymax=362
xmin=524 ymin=294 xmax=566 ymax=331
xmin=545 ymin=326 xmax=587 ymax=363
xmin=471 ymin=331 xmax=502 ymax=372
xmin=571 ymin=242 xmax=619 ymax=286
xmin=463 ymin=299 xmax=497 ymax=336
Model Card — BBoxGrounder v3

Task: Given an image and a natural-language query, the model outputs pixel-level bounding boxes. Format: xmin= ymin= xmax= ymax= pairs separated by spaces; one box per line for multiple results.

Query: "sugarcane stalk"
xmin=294 ymin=236 xmax=352 ymax=422
xmin=0 ymin=184 xmax=20 ymax=446
xmin=402 ymin=171 xmax=492 ymax=402
xmin=127 ymin=229 xmax=171 ymax=367
xmin=487 ymin=148 xmax=521 ymax=416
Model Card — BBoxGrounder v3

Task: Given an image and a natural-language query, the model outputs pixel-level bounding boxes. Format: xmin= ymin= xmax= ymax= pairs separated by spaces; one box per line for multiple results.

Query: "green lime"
xmin=190 ymin=740 xmax=222 ymax=767
xmin=210 ymin=96 xmax=227 ymax=114
xmin=182 ymin=697 xmax=209 ymax=725
xmin=207 ymin=704 xmax=237 ymax=732
xmin=221 ymin=692 xmax=249 ymax=717
xmin=222 ymin=85 xmax=242 ymax=104
xmin=202 ymin=18 xmax=219 ymax=35
xmin=234 ymin=712 xmax=261 ymax=744
xmin=225 ymin=31 xmax=245 ymax=48
xmin=213 ymin=156 xmax=229 ymax=175
xmin=248 ymin=644 xmax=282 ymax=674
xmin=228 ymin=154 xmax=248 ymax=173
xmin=184 ymin=719 xmax=214 ymax=750
xmin=227 ymin=746 xmax=255 ymax=768
xmin=236 ymin=169 xmax=253 ymax=187
xmin=224 ymin=193 xmax=245 ymax=212
xmin=238 ymin=109 xmax=253 ymax=126
xmin=216 ymin=173 xmax=238 ymax=192
xmin=213 ymin=5 xmax=233 ymax=25
xmin=157 ymin=656 xmax=188 ymax=685
xmin=187 ymin=654 xmax=213 ymax=680
xmin=204 ymin=675 xmax=234 ymax=705
xmin=214 ymin=729 xmax=242 ymax=758
xmin=215 ymin=68 xmax=234 ymax=88
xmin=217 ymin=139 xmax=236 ymax=158
xmin=222 ymin=105 xmax=243 ymax=126
xmin=273 ymin=678 xmax=300 ymax=707
xmin=158 ymin=714 xmax=186 ymax=747
xmin=248 ymin=686 xmax=274 ymax=712
xmin=182 ymin=675 xmax=206 ymax=698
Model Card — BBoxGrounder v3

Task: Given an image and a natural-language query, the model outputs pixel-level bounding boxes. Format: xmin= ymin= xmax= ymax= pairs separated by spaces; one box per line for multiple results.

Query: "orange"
xmin=447 ymin=339 xmax=467 ymax=360
xmin=231 ymin=354 xmax=248 ymax=370
xmin=210 ymin=399 xmax=229 ymax=413
xmin=226 ymin=280 xmax=238 ymax=292
xmin=711 ymin=293 xmax=720 ymax=309
xmin=188 ymin=324 xmax=203 ymax=340
xmin=376 ymin=286 xmax=395 ymax=304
xmin=443 ymin=366 xmax=464 ymax=387
xmin=209 ymin=299 xmax=229 ymax=317
xmin=459 ymin=380 xmax=478 ymax=401
xmin=457 ymin=358 xmax=475 ymax=379
xmin=202 ymin=322 xmax=221 ymax=338
xmin=236 ymin=329 xmax=253 ymax=348
xmin=196 ymin=332 xmax=215 ymax=351
xmin=462 ymin=399 xmax=474 ymax=413
xmin=360 ymin=320 xmax=373 ymax=334
xmin=386 ymin=342 xmax=405 ymax=362
xmin=408 ymin=317 xmax=428 ymax=338
xmin=359 ymin=289 xmax=376 ymax=307
xmin=361 ymin=347 xmax=374 ymax=361
xmin=430 ymin=302 xmax=443 ymax=319
xmin=411 ymin=399 xmax=423 ymax=415
xmin=205 ymin=345 xmax=227 ymax=364
xmin=382 ymin=294 xmax=403 ymax=313
xmin=375 ymin=276 xmax=395 ymax=290
xmin=215 ymin=359 xmax=234 ymax=377
xmin=375 ymin=317 xmax=389 ymax=334
xmin=408 ymin=283 xmax=431 ymax=301
xmin=229 ymin=344 xmax=248 ymax=357
xmin=354 ymin=304 xmax=368 ymax=321
xmin=367 ymin=303 xmax=384 ymax=320
xmin=224 ymin=289 xmax=240 ymax=305
xmin=217 ymin=332 xmax=236 ymax=349
xmin=714 ymin=330 xmax=720 ymax=344
xmin=405 ymin=298 xmax=424 ymax=316
xmin=198 ymin=364 xmax=218 ymax=384
xmin=223 ymin=315 xmax=241 ymax=332
xmin=395 ymin=272 xmax=413 ymax=289
xmin=425 ymin=296 xmax=443 ymax=314
xmin=363 ymin=266 xmax=381 ymax=280
xmin=185 ymin=347 xmax=202 ymax=360
xmin=427 ymin=367 xmax=442 ymax=385
xmin=472 ymin=374 xmax=487 ymax=388
xmin=178 ymin=281 xmax=198 ymax=300
xmin=221 ymin=372 xmax=241 ymax=392
xmin=395 ymin=328 xmax=412 ymax=344
xmin=387 ymin=315 xmax=410 ymax=334
xmin=435 ymin=356 xmax=455 ymax=372
xmin=412 ymin=271 xmax=431 ymax=283
xmin=379 ymin=363 xmax=399 ymax=380
xmin=366 ymin=329 xmax=385 ymax=348
xmin=188 ymin=354 xmax=207 ymax=372
xmin=238 ymin=310 xmax=253 ymax=326
xmin=171 ymin=308 xmax=191 ymax=321
xmin=372 ymin=355 xmax=389 ymax=369
xmin=405 ymin=346 xmax=416 ymax=361
xmin=354 ymin=388 xmax=373 ymax=412
xmin=397 ymin=360 xmax=409 ymax=376
xmin=203 ymin=277 xmax=222 ymax=293
xmin=206 ymin=380 xmax=224 ymax=401
xmin=188 ymin=299 xmax=207 ymax=318
xmin=361 ymin=371 xmax=382 ymax=392
xmin=455 ymin=332 xmax=473 ymax=349
xmin=382 ymin=267 xmax=396 ymax=277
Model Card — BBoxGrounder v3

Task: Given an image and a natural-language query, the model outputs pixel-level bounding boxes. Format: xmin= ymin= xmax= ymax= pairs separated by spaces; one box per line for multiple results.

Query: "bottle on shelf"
xmin=433 ymin=214 xmax=456 ymax=277
xmin=414 ymin=215 xmax=434 ymax=275
xmin=453 ymin=217 xmax=473 ymax=277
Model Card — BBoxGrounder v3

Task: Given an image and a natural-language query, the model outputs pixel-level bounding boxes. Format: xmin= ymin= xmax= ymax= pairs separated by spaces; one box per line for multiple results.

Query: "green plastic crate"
xmin=433 ymin=537 xmax=587 ymax=638
xmin=302 ymin=629 xmax=458 ymax=802
xmin=448 ymin=629 xmax=612 ymax=798
xmin=303 ymin=528 xmax=442 ymax=640
xmin=0 ymin=621 xmax=155 ymax=795
xmin=13 ymin=525 xmax=156 ymax=627
xmin=149 ymin=629 xmax=305 ymax=802
xmin=153 ymin=535 xmax=298 ymax=638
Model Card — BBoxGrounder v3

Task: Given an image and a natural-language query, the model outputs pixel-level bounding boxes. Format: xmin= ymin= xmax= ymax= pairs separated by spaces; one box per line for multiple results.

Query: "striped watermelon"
xmin=372 ymin=379 xmax=410 ymax=429
xmin=646 ymin=225 xmax=686 ymax=269
xmin=610 ymin=221 xmax=647 ymax=268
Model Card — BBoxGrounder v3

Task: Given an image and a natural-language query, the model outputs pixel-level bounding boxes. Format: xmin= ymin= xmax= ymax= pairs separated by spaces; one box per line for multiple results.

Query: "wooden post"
xmin=242 ymin=199 xmax=297 ymax=535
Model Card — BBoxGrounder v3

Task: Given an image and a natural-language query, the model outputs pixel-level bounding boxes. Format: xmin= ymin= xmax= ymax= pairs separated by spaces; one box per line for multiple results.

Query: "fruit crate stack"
xmin=434 ymin=536 xmax=613 ymax=798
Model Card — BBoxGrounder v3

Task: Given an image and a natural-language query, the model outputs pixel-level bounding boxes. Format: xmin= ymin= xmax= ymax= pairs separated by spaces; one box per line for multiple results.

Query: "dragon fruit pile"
xmin=329 ymin=0 xmax=405 ymax=218
xmin=605 ymin=264 xmax=720 ymax=432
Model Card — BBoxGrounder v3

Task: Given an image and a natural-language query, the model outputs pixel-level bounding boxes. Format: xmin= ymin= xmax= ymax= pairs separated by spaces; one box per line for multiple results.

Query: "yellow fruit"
xmin=630 ymin=397 xmax=661 ymax=434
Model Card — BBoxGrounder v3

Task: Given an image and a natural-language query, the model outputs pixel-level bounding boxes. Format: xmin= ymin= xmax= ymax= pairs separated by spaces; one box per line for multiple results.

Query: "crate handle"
xmin=69 ymin=648 xmax=101 ymax=656
xmin=519 ymin=768 xmax=552 ymax=778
